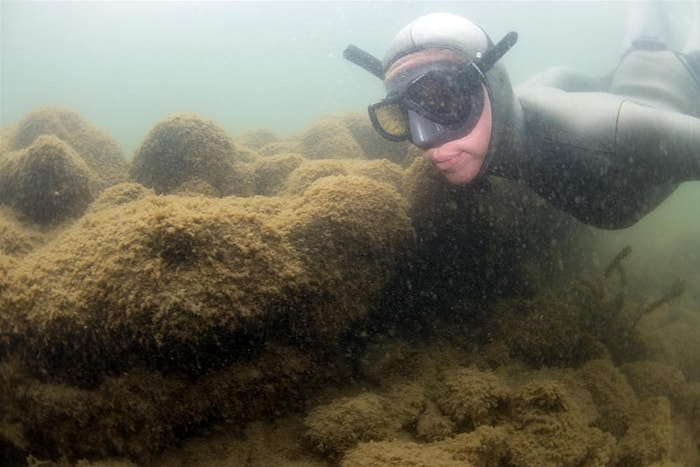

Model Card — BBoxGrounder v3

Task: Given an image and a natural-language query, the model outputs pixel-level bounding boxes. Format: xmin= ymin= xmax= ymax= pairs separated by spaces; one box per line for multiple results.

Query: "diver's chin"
xmin=443 ymin=171 xmax=477 ymax=186
xmin=434 ymin=153 xmax=483 ymax=185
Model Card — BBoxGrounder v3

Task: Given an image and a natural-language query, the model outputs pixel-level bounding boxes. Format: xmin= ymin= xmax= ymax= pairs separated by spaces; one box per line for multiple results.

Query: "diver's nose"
xmin=407 ymin=110 xmax=446 ymax=149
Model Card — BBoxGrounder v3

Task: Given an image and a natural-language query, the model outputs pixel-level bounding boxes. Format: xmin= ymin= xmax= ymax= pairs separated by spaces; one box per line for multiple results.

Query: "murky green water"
xmin=1 ymin=1 xmax=644 ymax=155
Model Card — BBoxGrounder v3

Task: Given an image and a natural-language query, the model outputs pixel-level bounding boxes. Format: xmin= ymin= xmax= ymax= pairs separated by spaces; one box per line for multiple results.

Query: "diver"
xmin=343 ymin=3 xmax=700 ymax=229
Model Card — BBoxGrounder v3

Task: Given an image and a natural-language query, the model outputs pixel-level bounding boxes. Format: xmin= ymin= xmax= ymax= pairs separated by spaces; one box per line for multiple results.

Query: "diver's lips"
xmin=431 ymin=154 xmax=461 ymax=171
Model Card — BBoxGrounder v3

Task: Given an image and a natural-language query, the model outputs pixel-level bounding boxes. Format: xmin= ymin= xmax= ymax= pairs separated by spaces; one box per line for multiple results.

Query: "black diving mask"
xmin=343 ymin=31 xmax=518 ymax=150
xmin=369 ymin=63 xmax=485 ymax=149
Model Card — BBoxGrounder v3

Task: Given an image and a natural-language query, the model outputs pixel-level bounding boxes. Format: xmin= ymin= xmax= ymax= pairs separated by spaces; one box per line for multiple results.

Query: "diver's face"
xmin=423 ymin=89 xmax=492 ymax=185
xmin=385 ymin=50 xmax=492 ymax=185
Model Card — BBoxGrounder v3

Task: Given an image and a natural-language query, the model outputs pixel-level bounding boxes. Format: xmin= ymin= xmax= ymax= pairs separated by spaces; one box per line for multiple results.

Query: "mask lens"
xmin=406 ymin=72 xmax=474 ymax=125
xmin=369 ymin=100 xmax=409 ymax=140
xmin=370 ymin=66 xmax=485 ymax=145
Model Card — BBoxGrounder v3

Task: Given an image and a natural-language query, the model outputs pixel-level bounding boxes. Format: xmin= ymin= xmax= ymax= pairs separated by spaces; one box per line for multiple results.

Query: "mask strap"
xmin=343 ymin=31 xmax=518 ymax=82
xmin=473 ymin=31 xmax=518 ymax=75
xmin=343 ymin=45 xmax=385 ymax=79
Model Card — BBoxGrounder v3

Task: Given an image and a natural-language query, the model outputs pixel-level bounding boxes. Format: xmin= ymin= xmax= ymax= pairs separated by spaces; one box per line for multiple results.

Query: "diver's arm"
xmin=615 ymin=100 xmax=700 ymax=181
xmin=509 ymin=89 xmax=699 ymax=228
xmin=516 ymin=66 xmax=605 ymax=93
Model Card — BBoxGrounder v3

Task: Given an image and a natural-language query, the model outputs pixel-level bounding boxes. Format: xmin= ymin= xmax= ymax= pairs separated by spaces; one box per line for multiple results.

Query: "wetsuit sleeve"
xmin=516 ymin=89 xmax=700 ymax=229
xmin=516 ymin=66 xmax=605 ymax=93
xmin=616 ymin=101 xmax=700 ymax=183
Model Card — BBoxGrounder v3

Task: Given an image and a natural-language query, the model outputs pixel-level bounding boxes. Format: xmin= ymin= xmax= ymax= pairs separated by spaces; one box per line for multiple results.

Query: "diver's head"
xmin=378 ymin=47 xmax=494 ymax=184
xmin=376 ymin=48 xmax=489 ymax=152
xmin=374 ymin=13 xmax=494 ymax=150
xmin=344 ymin=12 xmax=517 ymax=184
xmin=383 ymin=12 xmax=492 ymax=71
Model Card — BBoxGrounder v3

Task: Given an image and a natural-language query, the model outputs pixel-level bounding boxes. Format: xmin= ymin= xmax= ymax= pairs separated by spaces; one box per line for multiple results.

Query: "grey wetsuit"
xmin=489 ymin=48 xmax=700 ymax=228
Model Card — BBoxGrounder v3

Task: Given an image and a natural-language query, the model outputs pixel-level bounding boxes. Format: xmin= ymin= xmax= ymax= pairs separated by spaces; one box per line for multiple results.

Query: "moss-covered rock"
xmin=130 ymin=113 xmax=251 ymax=196
xmin=294 ymin=117 xmax=365 ymax=160
xmin=250 ymin=152 xmax=305 ymax=196
xmin=8 ymin=106 xmax=128 ymax=188
xmin=0 ymin=135 xmax=96 ymax=224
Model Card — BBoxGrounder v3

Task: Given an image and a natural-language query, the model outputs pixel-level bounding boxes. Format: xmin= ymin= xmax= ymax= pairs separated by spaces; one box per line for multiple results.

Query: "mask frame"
xmin=343 ymin=31 xmax=518 ymax=148
xmin=368 ymin=63 xmax=486 ymax=148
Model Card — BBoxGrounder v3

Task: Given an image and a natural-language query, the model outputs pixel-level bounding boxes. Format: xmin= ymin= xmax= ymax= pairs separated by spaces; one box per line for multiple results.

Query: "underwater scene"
xmin=1 ymin=1 xmax=700 ymax=466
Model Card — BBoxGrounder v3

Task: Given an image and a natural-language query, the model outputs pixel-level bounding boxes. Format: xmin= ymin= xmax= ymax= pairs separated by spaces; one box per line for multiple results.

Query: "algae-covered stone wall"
xmin=0 ymin=109 xmax=419 ymax=462
xmin=1 ymin=107 xmax=697 ymax=466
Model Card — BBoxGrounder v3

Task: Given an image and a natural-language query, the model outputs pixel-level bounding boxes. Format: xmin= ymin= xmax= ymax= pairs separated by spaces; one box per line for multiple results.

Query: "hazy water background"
xmin=1 ymin=0 xmax=699 ymax=276
xmin=2 ymin=0 xmax=638 ymax=155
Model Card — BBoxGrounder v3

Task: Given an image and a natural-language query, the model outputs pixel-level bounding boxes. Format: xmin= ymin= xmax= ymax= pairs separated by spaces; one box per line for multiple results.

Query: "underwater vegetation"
xmin=300 ymin=246 xmax=697 ymax=466
xmin=487 ymin=245 xmax=688 ymax=368
xmin=0 ymin=106 xmax=698 ymax=466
